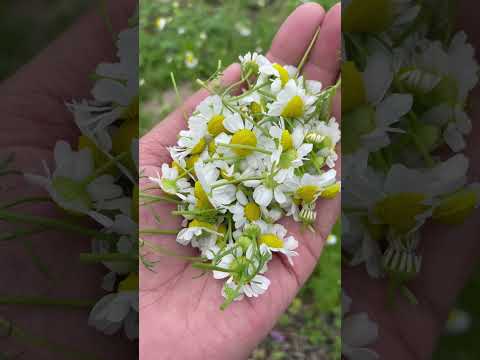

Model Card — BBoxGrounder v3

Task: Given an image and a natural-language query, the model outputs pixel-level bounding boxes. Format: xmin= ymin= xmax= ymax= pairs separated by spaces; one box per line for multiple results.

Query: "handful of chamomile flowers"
xmin=144 ymin=52 xmax=341 ymax=309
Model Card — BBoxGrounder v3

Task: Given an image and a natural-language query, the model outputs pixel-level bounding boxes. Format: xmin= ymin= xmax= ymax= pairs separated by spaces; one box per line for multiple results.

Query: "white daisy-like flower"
xmin=230 ymin=189 xmax=263 ymax=229
xmin=148 ymin=163 xmax=192 ymax=200
xmin=168 ymin=128 xmax=206 ymax=163
xmin=189 ymin=95 xmax=232 ymax=137
xmin=25 ymin=141 xmax=126 ymax=226
xmin=257 ymin=222 xmax=298 ymax=265
xmin=195 ymin=161 xmax=237 ymax=208
xmin=259 ymin=62 xmax=298 ymax=93
xmin=239 ymin=52 xmax=271 ymax=74
xmin=284 ymin=170 xmax=338 ymax=205
xmin=270 ymin=123 xmax=313 ymax=170
xmin=342 ymin=291 xmax=379 ymax=360
xmin=250 ymin=169 xmax=290 ymax=207
xmin=213 ymin=244 xmax=271 ymax=299
xmin=268 ymin=79 xmax=317 ymax=119
xmin=184 ymin=51 xmax=199 ymax=69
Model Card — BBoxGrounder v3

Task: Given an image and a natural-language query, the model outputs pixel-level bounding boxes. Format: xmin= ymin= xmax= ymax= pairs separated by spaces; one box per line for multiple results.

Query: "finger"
xmin=302 ymin=3 xmax=342 ymax=86
xmin=267 ymin=3 xmax=326 ymax=66
xmin=140 ymin=63 xmax=242 ymax=167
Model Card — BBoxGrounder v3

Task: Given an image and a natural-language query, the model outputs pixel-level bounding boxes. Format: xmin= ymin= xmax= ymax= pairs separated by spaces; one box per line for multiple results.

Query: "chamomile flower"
xmin=270 ymin=123 xmax=313 ymax=170
xmin=260 ymin=62 xmax=298 ymax=93
xmin=169 ymin=128 xmax=206 ymax=162
xmin=230 ymin=189 xmax=263 ymax=228
xmin=239 ymin=52 xmax=270 ymax=76
xmin=184 ymin=51 xmax=199 ymax=69
xmin=148 ymin=163 xmax=192 ymax=200
xmin=285 ymin=170 xmax=339 ymax=205
xmin=189 ymin=95 xmax=231 ymax=137
xmin=268 ymin=79 xmax=316 ymax=119
xmin=195 ymin=161 xmax=237 ymax=208
xmin=257 ymin=222 xmax=299 ymax=265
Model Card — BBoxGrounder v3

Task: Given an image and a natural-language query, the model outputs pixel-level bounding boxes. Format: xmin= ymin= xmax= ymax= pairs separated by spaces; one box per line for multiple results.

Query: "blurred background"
xmin=1 ymin=0 xmax=479 ymax=359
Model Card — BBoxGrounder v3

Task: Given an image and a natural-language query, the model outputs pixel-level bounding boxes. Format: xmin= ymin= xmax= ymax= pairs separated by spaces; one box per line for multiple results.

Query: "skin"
xmin=0 ymin=1 xmax=137 ymax=359
xmin=0 ymin=0 xmax=478 ymax=359
xmin=344 ymin=3 xmax=480 ymax=359
xmin=139 ymin=3 xmax=341 ymax=360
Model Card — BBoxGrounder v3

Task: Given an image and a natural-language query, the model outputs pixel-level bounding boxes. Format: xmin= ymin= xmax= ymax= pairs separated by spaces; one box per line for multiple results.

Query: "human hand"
xmin=0 ymin=1 xmax=137 ymax=358
xmin=139 ymin=3 xmax=341 ymax=360
xmin=343 ymin=2 xmax=480 ymax=358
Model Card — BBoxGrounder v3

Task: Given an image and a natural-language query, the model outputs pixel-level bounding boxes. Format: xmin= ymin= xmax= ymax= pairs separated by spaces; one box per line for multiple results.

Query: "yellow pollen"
xmin=273 ymin=63 xmax=290 ymax=87
xmin=230 ymin=129 xmax=257 ymax=156
xmin=194 ymin=181 xmax=212 ymax=209
xmin=259 ymin=233 xmax=284 ymax=249
xmin=281 ymin=96 xmax=304 ymax=118
xmin=251 ymin=102 xmax=262 ymax=114
xmin=244 ymin=202 xmax=261 ymax=221
xmin=186 ymin=154 xmax=200 ymax=175
xmin=296 ymin=185 xmax=320 ymax=203
xmin=321 ymin=183 xmax=341 ymax=199
xmin=191 ymin=138 xmax=206 ymax=155
xmin=207 ymin=115 xmax=226 ymax=136
xmin=374 ymin=193 xmax=429 ymax=233
xmin=281 ymin=130 xmax=293 ymax=151
xmin=189 ymin=219 xmax=215 ymax=230
xmin=208 ymin=140 xmax=216 ymax=155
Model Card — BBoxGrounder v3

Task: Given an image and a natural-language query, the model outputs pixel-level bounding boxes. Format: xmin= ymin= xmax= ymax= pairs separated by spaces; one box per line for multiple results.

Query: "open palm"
xmin=139 ymin=3 xmax=341 ymax=360
xmin=0 ymin=1 xmax=137 ymax=359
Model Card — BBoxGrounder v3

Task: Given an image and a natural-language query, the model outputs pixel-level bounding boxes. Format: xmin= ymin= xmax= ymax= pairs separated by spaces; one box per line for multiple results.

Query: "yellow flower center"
xmin=171 ymin=161 xmax=183 ymax=173
xmin=189 ymin=219 xmax=215 ymax=230
xmin=281 ymin=95 xmax=304 ymax=118
xmin=281 ymin=130 xmax=294 ymax=151
xmin=230 ymin=129 xmax=257 ymax=156
xmin=244 ymin=202 xmax=261 ymax=221
xmin=342 ymin=61 xmax=366 ymax=114
xmin=186 ymin=154 xmax=200 ymax=174
xmin=194 ymin=181 xmax=212 ymax=209
xmin=259 ymin=233 xmax=284 ymax=249
xmin=207 ymin=115 xmax=226 ymax=136
xmin=374 ymin=193 xmax=430 ymax=233
xmin=250 ymin=102 xmax=263 ymax=115
xmin=208 ymin=139 xmax=216 ymax=155
xmin=191 ymin=138 xmax=206 ymax=155
xmin=433 ymin=189 xmax=478 ymax=225
xmin=296 ymin=185 xmax=321 ymax=203
xmin=273 ymin=63 xmax=290 ymax=87
xmin=321 ymin=182 xmax=341 ymax=199
xmin=118 ymin=273 xmax=138 ymax=292
xmin=220 ymin=168 xmax=233 ymax=180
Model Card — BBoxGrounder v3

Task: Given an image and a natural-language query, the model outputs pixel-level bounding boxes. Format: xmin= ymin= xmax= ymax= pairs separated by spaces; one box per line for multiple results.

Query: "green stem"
xmin=217 ymin=143 xmax=272 ymax=155
xmin=140 ymin=229 xmax=180 ymax=235
xmin=297 ymin=27 xmax=321 ymax=74
xmin=79 ymin=252 xmax=137 ymax=263
xmin=83 ymin=152 xmax=129 ymax=184
xmin=211 ymin=176 xmax=263 ymax=190
xmin=0 ymin=196 xmax=51 ymax=209
xmin=0 ymin=210 xmax=115 ymax=242
xmin=0 ymin=296 xmax=94 ymax=308
xmin=223 ymin=70 xmax=252 ymax=96
xmin=139 ymin=193 xmax=182 ymax=204
xmin=192 ymin=262 xmax=235 ymax=273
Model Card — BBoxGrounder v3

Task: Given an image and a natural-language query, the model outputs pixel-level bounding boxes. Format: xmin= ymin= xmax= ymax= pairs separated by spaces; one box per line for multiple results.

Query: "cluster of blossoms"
xmin=146 ymin=51 xmax=340 ymax=308
xmin=23 ymin=11 xmax=140 ymax=339
xmin=342 ymin=0 xmax=479 ymax=358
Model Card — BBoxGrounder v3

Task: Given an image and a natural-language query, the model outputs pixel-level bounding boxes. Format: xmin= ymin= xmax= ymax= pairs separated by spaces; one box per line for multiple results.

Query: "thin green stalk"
xmin=79 ymin=252 xmax=137 ymax=264
xmin=0 ymin=197 xmax=51 ymax=209
xmin=217 ymin=143 xmax=272 ymax=155
xmin=0 ymin=210 xmax=115 ymax=242
xmin=297 ymin=27 xmax=321 ymax=74
xmin=140 ymin=229 xmax=180 ymax=235
xmin=192 ymin=262 xmax=235 ymax=273
xmin=211 ymin=176 xmax=263 ymax=190
xmin=139 ymin=193 xmax=182 ymax=204
xmin=83 ymin=151 xmax=129 ymax=184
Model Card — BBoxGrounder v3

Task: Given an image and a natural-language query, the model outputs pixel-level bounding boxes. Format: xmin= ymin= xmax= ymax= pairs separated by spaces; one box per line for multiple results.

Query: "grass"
xmin=140 ymin=1 xmax=341 ymax=358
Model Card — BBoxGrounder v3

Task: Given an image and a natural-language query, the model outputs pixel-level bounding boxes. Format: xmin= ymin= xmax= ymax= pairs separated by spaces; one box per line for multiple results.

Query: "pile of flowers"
xmin=143 ymin=51 xmax=341 ymax=309
xmin=342 ymin=0 xmax=479 ymax=358
xmin=0 ymin=10 xmax=140 ymax=340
